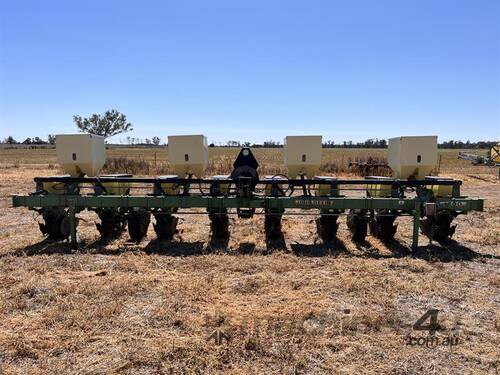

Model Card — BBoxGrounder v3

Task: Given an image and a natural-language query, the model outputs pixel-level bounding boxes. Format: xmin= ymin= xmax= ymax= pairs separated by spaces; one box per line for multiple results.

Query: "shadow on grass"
xmin=265 ymin=232 xmax=287 ymax=253
xmin=289 ymin=236 xmax=498 ymax=262
xmin=354 ymin=238 xmax=412 ymax=260
xmin=144 ymin=239 xmax=205 ymax=256
xmin=6 ymin=236 xmax=142 ymax=257
xmin=236 ymin=242 xmax=256 ymax=254
xmin=291 ymin=238 xmax=349 ymax=257
xmin=207 ymin=234 xmax=229 ymax=252
xmin=11 ymin=237 xmax=76 ymax=256
xmin=360 ymin=237 xmax=499 ymax=262
xmin=8 ymin=234 xmax=499 ymax=263
xmin=409 ymin=238 xmax=500 ymax=262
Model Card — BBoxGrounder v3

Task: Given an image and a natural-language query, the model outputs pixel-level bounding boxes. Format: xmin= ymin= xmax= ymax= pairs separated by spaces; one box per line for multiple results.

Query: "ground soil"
xmin=0 ymin=165 xmax=498 ymax=374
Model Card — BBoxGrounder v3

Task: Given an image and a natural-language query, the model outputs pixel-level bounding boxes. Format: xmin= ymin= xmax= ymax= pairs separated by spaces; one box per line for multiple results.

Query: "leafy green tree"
xmin=3 ymin=136 xmax=17 ymax=144
xmin=73 ymin=109 xmax=133 ymax=138
xmin=32 ymin=137 xmax=45 ymax=144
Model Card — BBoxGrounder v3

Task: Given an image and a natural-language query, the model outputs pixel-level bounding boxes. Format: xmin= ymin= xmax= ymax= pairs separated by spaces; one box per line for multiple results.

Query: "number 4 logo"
xmin=413 ymin=309 xmax=439 ymax=335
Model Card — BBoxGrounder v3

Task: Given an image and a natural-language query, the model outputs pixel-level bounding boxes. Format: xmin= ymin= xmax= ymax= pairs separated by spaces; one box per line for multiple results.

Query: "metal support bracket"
xmin=67 ymin=198 xmax=77 ymax=249
xmin=412 ymin=202 xmax=421 ymax=250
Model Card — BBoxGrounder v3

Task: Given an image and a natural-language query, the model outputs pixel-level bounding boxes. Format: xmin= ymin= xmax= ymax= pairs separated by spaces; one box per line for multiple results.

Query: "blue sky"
xmin=0 ymin=0 xmax=499 ymax=144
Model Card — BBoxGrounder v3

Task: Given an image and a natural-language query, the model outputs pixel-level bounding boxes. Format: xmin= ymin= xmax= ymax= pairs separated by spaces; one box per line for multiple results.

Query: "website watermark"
xmin=405 ymin=333 xmax=460 ymax=348
xmin=203 ymin=308 xmax=463 ymax=350
xmin=405 ymin=309 xmax=462 ymax=350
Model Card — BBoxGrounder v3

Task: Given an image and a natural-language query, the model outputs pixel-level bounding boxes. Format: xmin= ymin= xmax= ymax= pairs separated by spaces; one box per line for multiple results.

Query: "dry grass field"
xmin=0 ymin=146 xmax=491 ymax=174
xmin=0 ymin=147 xmax=498 ymax=374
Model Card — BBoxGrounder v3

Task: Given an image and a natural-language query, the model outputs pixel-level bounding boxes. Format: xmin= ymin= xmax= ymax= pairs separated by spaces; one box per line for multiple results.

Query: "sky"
xmin=0 ymin=0 xmax=499 ymax=144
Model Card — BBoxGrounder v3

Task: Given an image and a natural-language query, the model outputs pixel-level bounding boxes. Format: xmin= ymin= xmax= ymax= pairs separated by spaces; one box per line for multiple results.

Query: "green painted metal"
xmin=11 ymin=191 xmax=484 ymax=250
xmin=412 ymin=203 xmax=421 ymax=250
xmin=68 ymin=203 xmax=77 ymax=249
xmin=12 ymin=194 xmax=483 ymax=212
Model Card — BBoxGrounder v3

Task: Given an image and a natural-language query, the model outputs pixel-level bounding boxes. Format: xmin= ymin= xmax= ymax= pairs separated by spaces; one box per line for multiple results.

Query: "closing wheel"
xmin=347 ymin=210 xmax=368 ymax=242
xmin=96 ymin=209 xmax=126 ymax=239
xmin=127 ymin=208 xmax=151 ymax=241
xmin=420 ymin=210 xmax=457 ymax=243
xmin=60 ymin=216 xmax=71 ymax=238
xmin=369 ymin=214 xmax=398 ymax=241
xmin=209 ymin=213 xmax=229 ymax=240
xmin=153 ymin=213 xmax=178 ymax=240
xmin=265 ymin=214 xmax=282 ymax=241
xmin=39 ymin=207 xmax=72 ymax=240
xmin=316 ymin=215 xmax=338 ymax=243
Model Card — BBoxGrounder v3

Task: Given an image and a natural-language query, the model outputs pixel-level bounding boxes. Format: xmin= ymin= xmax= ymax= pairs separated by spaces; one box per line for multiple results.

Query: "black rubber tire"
xmin=153 ymin=213 xmax=178 ymax=240
xmin=127 ymin=208 xmax=151 ymax=242
xmin=316 ymin=215 xmax=338 ymax=243
xmin=265 ymin=215 xmax=282 ymax=241
xmin=420 ymin=211 xmax=456 ymax=243
xmin=347 ymin=211 xmax=368 ymax=242
xmin=209 ymin=213 xmax=229 ymax=240
xmin=369 ymin=215 xmax=398 ymax=241
xmin=39 ymin=208 xmax=70 ymax=240
xmin=96 ymin=209 xmax=126 ymax=239
xmin=60 ymin=216 xmax=70 ymax=238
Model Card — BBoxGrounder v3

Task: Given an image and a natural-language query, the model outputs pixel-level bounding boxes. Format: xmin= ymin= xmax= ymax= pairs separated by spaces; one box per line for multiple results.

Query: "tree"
xmin=73 ymin=109 xmax=133 ymax=138
xmin=226 ymin=140 xmax=240 ymax=147
xmin=31 ymin=136 xmax=47 ymax=145
xmin=3 ymin=136 xmax=17 ymax=144
xmin=22 ymin=137 xmax=32 ymax=144
xmin=152 ymin=136 xmax=161 ymax=146
xmin=47 ymin=134 xmax=56 ymax=144
xmin=263 ymin=140 xmax=280 ymax=147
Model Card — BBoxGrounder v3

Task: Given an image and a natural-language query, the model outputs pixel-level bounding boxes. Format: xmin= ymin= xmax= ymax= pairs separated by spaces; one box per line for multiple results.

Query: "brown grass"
xmin=0 ymin=149 xmax=498 ymax=374
xmin=1 ymin=146 xmax=495 ymax=177
xmin=101 ymin=154 xmax=391 ymax=176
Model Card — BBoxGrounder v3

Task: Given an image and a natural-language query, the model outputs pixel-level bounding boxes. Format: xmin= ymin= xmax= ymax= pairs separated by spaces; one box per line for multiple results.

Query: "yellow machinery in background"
xmin=457 ymin=142 xmax=500 ymax=180
xmin=490 ymin=143 xmax=500 ymax=164
xmin=458 ymin=143 xmax=500 ymax=167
